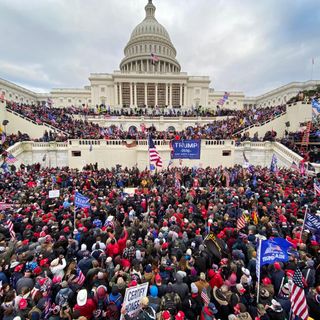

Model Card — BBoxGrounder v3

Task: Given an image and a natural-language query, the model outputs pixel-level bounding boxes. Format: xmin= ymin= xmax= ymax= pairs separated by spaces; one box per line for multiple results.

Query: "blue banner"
xmin=75 ymin=192 xmax=91 ymax=208
xmin=305 ymin=213 xmax=320 ymax=234
xmin=171 ymin=140 xmax=201 ymax=159
xmin=259 ymin=237 xmax=291 ymax=266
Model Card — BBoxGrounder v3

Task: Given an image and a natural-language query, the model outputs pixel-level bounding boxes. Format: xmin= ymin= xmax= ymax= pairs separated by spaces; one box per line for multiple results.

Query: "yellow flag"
xmin=252 ymin=211 xmax=258 ymax=225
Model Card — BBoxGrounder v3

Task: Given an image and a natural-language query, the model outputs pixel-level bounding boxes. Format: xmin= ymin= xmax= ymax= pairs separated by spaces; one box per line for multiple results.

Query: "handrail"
xmin=6 ymin=107 xmax=68 ymax=136
xmin=234 ymin=110 xmax=287 ymax=135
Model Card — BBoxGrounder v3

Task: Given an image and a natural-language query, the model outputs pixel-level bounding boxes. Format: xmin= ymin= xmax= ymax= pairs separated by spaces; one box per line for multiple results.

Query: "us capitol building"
xmin=0 ymin=0 xmax=319 ymax=110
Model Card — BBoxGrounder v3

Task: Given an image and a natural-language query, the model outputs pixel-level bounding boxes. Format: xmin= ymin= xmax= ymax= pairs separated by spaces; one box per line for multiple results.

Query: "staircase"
xmin=6 ymin=107 xmax=68 ymax=136
xmin=300 ymin=121 xmax=312 ymax=152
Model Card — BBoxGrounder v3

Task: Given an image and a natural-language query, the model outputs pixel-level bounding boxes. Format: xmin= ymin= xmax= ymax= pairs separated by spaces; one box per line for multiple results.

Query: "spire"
xmin=145 ymin=0 xmax=156 ymax=19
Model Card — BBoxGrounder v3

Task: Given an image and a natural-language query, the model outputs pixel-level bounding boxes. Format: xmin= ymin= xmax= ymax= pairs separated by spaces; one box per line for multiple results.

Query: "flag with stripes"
xmin=290 ymin=161 xmax=299 ymax=171
xmin=237 ymin=212 xmax=246 ymax=230
xmin=151 ymin=53 xmax=160 ymax=64
xmin=6 ymin=219 xmax=16 ymax=240
xmin=201 ymin=288 xmax=210 ymax=305
xmin=148 ymin=135 xmax=163 ymax=168
xmin=290 ymin=268 xmax=308 ymax=320
xmin=217 ymin=92 xmax=230 ymax=106
xmin=314 ymin=179 xmax=320 ymax=196
xmin=6 ymin=153 xmax=17 ymax=164
xmin=75 ymin=266 xmax=85 ymax=285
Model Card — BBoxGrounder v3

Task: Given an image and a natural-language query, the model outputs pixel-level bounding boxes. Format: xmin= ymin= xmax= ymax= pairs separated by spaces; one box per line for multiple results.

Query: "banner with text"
xmin=121 ymin=282 xmax=149 ymax=320
xmin=172 ymin=140 xmax=201 ymax=159
xmin=259 ymin=237 xmax=291 ymax=266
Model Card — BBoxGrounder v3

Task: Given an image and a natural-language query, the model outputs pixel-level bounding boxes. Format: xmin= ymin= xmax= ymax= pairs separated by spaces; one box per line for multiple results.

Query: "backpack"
xmin=106 ymin=295 xmax=121 ymax=320
xmin=164 ymin=294 xmax=177 ymax=315
xmin=142 ymin=307 xmax=156 ymax=320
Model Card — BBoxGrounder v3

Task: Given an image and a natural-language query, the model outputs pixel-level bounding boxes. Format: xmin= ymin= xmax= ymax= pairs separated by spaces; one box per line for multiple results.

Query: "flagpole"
xmin=74 ymin=205 xmax=76 ymax=231
xmin=256 ymin=238 xmax=261 ymax=304
xmin=299 ymin=205 xmax=308 ymax=244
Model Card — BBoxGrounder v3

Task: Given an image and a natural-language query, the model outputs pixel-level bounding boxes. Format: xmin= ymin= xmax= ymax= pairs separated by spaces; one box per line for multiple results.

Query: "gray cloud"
xmin=0 ymin=0 xmax=319 ymax=96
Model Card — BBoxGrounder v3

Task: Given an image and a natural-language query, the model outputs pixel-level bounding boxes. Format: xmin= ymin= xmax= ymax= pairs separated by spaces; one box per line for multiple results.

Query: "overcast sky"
xmin=0 ymin=0 xmax=319 ymax=96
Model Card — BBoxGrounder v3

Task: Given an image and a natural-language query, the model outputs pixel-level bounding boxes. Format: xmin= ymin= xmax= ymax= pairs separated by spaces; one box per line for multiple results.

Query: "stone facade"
xmin=0 ymin=1 xmax=319 ymax=111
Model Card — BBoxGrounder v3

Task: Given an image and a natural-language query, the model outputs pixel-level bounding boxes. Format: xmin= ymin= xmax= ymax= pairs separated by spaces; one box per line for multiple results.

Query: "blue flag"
xmin=0 ymin=162 xmax=9 ymax=173
xmin=305 ymin=212 xmax=320 ymax=234
xmin=270 ymin=154 xmax=278 ymax=173
xmin=150 ymin=164 xmax=155 ymax=171
xmin=311 ymin=98 xmax=320 ymax=113
xmin=75 ymin=192 xmax=91 ymax=208
xmin=259 ymin=237 xmax=292 ymax=266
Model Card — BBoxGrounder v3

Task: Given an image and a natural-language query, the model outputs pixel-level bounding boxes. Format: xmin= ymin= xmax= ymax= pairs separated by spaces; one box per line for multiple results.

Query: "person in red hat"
xmin=175 ymin=310 xmax=185 ymax=320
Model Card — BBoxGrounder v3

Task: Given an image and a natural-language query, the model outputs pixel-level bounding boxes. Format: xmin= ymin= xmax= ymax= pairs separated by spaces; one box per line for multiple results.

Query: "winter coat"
xmin=172 ymin=274 xmax=189 ymax=300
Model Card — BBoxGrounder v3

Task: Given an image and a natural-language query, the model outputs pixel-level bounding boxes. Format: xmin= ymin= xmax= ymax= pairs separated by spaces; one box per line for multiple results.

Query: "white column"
xmin=169 ymin=84 xmax=172 ymax=106
xmin=147 ymin=60 xmax=149 ymax=72
xmin=119 ymin=83 xmax=123 ymax=107
xmin=114 ymin=83 xmax=118 ymax=106
xmin=179 ymin=84 xmax=183 ymax=106
xmin=130 ymin=83 xmax=133 ymax=107
xmin=165 ymin=83 xmax=168 ymax=106
xmin=134 ymin=83 xmax=137 ymax=107
xmin=155 ymin=83 xmax=158 ymax=106
xmin=136 ymin=61 xmax=138 ymax=72
xmin=184 ymin=85 xmax=187 ymax=107
xmin=144 ymin=83 xmax=148 ymax=106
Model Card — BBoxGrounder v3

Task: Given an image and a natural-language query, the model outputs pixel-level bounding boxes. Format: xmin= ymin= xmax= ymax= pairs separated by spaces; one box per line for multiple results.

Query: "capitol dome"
xmin=120 ymin=0 xmax=181 ymax=73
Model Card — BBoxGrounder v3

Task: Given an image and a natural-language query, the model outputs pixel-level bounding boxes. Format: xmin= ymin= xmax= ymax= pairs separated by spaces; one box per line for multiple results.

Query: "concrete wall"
xmin=7 ymin=140 xmax=235 ymax=170
xmin=67 ymin=139 xmax=235 ymax=170
xmin=5 ymin=110 xmax=64 ymax=139
xmin=239 ymin=102 xmax=312 ymax=139
xmin=6 ymin=140 xmax=320 ymax=173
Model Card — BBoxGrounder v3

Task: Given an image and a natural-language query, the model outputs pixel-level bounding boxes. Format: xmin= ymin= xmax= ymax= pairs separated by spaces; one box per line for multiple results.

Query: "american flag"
xmin=217 ymin=92 xmax=229 ymax=105
xmin=290 ymin=268 xmax=308 ymax=320
xmin=6 ymin=219 xmax=16 ymax=240
xmin=290 ymin=161 xmax=299 ymax=171
xmin=237 ymin=213 xmax=246 ymax=230
xmin=148 ymin=135 xmax=163 ymax=168
xmin=314 ymin=179 xmax=320 ymax=196
xmin=75 ymin=266 xmax=85 ymax=285
xmin=151 ymin=53 xmax=159 ymax=64
xmin=6 ymin=153 xmax=17 ymax=164
xmin=201 ymin=288 xmax=210 ymax=305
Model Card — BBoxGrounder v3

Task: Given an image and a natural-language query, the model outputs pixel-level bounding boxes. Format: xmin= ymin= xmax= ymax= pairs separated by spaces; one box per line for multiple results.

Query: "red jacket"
xmin=118 ymin=229 xmax=128 ymax=254
xmin=106 ymin=242 xmax=119 ymax=257
xmin=209 ymin=271 xmax=223 ymax=289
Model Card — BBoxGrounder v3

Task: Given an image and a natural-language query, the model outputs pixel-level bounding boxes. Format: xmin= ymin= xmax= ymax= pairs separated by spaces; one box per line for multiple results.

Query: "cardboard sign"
xmin=49 ymin=190 xmax=60 ymax=199
xmin=121 ymin=282 xmax=149 ymax=319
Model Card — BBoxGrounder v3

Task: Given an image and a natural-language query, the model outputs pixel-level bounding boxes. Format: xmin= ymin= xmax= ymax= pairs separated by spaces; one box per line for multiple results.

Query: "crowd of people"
xmin=281 ymin=122 xmax=320 ymax=163
xmin=0 ymin=163 xmax=319 ymax=320
xmin=67 ymin=105 xmax=238 ymax=118
xmin=6 ymin=103 xmax=286 ymax=141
